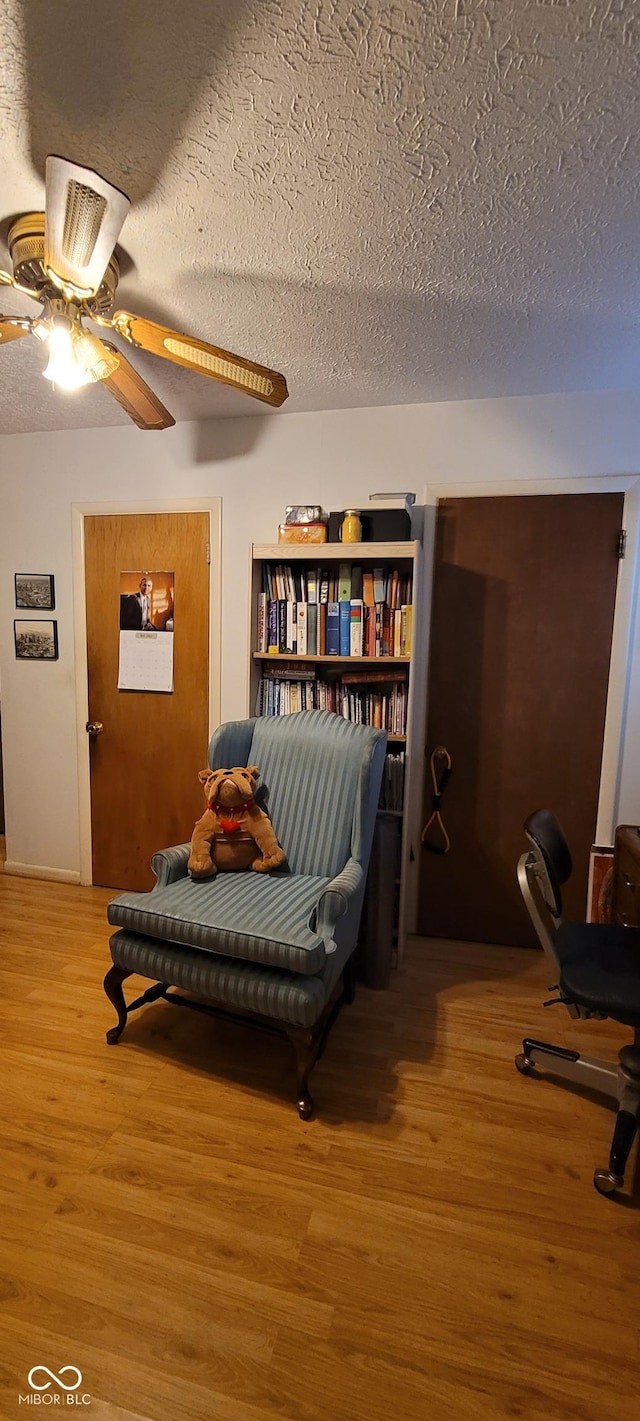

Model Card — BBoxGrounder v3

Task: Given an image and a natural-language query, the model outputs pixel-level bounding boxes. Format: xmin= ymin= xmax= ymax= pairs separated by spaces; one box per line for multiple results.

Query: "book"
xmin=267 ymin=599 xmax=279 ymax=653
xmin=400 ymin=604 xmax=412 ymax=656
xmin=349 ymin=599 xmax=363 ymax=656
xmin=382 ymin=607 xmax=391 ymax=657
xmin=339 ymin=601 xmax=351 ymax=656
xmin=341 ymin=668 xmax=407 ymax=684
xmin=318 ymin=602 xmax=327 ymax=655
xmin=262 ymin=663 xmax=315 ymax=680
xmin=338 ymin=562 xmax=352 ymax=603
xmin=393 ymin=608 xmax=401 ymax=658
xmin=374 ymin=603 xmax=383 ymax=657
xmin=373 ymin=567 xmax=385 ymax=604
xmin=364 ymin=604 xmax=375 ymax=658
xmin=277 ymin=599 xmax=287 ymax=653
xmin=307 ymin=603 xmax=318 ymax=655
xmin=307 ymin=567 xmax=318 ymax=604
xmin=351 ymin=564 xmax=363 ymax=600
xmin=297 ymin=602 xmax=308 ymax=656
xmin=286 ymin=601 xmax=295 ymax=653
xmin=326 ymin=602 xmax=340 ymax=655
xmin=257 ymin=593 xmax=268 ymax=653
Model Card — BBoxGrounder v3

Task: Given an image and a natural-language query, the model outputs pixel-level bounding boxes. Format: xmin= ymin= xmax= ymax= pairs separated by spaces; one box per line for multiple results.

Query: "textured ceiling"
xmin=0 ymin=0 xmax=639 ymax=433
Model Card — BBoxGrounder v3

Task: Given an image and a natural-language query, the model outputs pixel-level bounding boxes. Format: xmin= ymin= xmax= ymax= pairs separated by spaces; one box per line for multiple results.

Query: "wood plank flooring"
xmin=1 ymin=867 xmax=639 ymax=1420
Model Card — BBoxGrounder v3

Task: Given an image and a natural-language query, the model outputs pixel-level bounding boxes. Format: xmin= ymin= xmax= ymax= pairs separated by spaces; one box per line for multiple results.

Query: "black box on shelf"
xmin=328 ymin=508 xmax=412 ymax=543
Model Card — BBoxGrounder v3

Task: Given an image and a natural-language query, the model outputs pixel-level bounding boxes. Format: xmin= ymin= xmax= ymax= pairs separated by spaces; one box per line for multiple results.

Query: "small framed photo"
xmin=14 ymin=619 xmax=59 ymax=661
xmin=15 ymin=573 xmax=55 ymax=610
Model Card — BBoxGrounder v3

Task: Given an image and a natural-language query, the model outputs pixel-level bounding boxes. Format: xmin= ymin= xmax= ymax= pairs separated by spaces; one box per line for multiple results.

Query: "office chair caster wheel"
xmin=515 ymin=1053 xmax=532 ymax=1075
xmin=593 ymin=1168 xmax=623 ymax=1196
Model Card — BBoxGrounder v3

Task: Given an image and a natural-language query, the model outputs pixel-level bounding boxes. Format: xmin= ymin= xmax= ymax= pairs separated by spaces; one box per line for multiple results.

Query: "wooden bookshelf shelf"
xmin=254 ymin=541 xmax=418 ymax=562
xmin=252 ymin=652 xmax=410 ymax=664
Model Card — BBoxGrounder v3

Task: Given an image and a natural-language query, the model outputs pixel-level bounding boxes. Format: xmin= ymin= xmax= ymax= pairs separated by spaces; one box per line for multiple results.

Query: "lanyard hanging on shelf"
xmin=421 ymin=746 xmax=452 ymax=855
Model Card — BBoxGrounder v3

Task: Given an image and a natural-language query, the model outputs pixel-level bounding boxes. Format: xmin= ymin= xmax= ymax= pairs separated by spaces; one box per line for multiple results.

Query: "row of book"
xmin=263 ymin=562 xmax=413 ymax=608
xmin=259 ymin=562 xmax=413 ymax=659
xmin=255 ymin=667 xmax=409 ymax=736
xmin=258 ymin=597 xmax=413 ymax=658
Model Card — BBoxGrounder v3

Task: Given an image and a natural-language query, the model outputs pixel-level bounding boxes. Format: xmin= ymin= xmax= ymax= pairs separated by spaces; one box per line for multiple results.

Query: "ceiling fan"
xmin=0 ymin=156 xmax=288 ymax=429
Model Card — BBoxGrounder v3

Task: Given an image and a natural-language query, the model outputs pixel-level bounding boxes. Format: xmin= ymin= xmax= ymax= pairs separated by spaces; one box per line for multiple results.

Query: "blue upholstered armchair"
xmin=105 ymin=711 xmax=387 ymax=1117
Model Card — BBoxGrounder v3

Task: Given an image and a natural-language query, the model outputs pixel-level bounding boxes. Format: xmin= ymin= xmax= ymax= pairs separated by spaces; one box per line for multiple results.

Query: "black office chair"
xmin=516 ymin=810 xmax=640 ymax=1196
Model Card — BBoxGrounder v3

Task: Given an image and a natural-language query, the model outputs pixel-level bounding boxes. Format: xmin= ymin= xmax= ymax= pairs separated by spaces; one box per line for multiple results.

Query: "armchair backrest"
xmin=208 ymin=711 xmax=386 ymax=878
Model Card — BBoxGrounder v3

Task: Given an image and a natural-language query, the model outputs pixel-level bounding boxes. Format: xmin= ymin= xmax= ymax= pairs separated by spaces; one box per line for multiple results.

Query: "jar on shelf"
xmin=340 ymin=509 xmax=362 ymax=543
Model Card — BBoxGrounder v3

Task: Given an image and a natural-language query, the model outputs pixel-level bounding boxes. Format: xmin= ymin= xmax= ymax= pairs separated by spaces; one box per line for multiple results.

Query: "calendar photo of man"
xmin=119 ymin=571 xmax=175 ymax=632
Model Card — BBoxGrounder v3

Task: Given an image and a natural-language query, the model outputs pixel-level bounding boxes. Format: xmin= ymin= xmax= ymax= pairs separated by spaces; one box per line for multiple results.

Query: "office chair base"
xmin=515 ymin=1038 xmax=619 ymax=1096
xmin=593 ymin=1168 xmax=624 ymax=1196
xmin=594 ymin=1105 xmax=639 ymax=1197
xmin=516 ymin=1037 xmax=640 ymax=1196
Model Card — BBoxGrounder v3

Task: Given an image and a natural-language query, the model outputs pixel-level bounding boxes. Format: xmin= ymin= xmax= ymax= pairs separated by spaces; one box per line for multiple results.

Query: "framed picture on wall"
xmin=14 ymin=619 xmax=59 ymax=661
xmin=15 ymin=573 xmax=55 ymax=610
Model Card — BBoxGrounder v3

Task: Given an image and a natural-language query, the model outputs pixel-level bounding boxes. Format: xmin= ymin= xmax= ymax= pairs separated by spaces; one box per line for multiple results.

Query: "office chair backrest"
xmin=524 ymin=809 xmax=572 ymax=919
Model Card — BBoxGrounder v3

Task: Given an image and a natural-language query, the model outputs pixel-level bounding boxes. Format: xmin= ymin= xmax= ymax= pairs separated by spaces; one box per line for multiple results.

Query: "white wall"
xmin=1 ymin=387 xmax=640 ymax=876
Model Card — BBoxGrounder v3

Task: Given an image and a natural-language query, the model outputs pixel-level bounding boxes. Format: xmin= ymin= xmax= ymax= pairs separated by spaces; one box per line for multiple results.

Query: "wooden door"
xmin=84 ymin=512 xmax=210 ymax=890
xmin=418 ymin=494 xmax=624 ymax=946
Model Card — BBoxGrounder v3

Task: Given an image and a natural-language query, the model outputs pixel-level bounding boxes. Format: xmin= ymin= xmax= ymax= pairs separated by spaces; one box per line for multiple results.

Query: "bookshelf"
xmin=248 ymin=541 xmax=428 ymax=959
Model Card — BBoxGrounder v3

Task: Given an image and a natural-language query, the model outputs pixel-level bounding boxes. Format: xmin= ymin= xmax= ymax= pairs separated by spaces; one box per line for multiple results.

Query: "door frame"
xmin=71 ymin=497 xmax=222 ymax=886
xmin=422 ymin=474 xmax=640 ymax=847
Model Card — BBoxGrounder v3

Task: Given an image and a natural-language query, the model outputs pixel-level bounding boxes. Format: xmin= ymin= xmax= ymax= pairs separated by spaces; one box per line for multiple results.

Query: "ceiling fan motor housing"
xmin=7 ymin=213 xmax=120 ymax=315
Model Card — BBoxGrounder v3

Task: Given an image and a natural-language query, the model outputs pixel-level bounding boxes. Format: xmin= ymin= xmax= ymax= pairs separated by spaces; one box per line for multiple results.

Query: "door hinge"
xmin=205 ymin=542 xmax=211 ymax=564
xmin=618 ymin=530 xmax=627 ymax=559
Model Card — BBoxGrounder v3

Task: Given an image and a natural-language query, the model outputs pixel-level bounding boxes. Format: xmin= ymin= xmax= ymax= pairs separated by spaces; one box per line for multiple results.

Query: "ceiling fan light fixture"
xmin=42 ymin=320 xmax=90 ymax=391
xmin=74 ymin=329 xmax=120 ymax=383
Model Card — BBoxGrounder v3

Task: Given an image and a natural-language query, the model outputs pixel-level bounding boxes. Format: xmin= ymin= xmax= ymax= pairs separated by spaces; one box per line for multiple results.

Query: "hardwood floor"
xmin=1 ymin=869 xmax=639 ymax=1421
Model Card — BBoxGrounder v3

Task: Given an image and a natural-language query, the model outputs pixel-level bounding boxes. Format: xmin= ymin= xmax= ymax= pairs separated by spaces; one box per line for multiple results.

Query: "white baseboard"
xmin=4 ymin=860 xmax=81 ymax=885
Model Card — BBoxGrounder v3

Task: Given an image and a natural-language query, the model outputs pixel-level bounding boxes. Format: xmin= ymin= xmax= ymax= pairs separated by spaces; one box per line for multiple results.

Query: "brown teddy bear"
xmin=188 ymin=765 xmax=286 ymax=879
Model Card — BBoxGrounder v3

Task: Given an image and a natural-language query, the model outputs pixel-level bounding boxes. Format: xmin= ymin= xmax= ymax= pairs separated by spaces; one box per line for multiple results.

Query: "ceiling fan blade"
xmin=44 ymin=157 xmax=130 ymax=299
xmin=112 ymin=310 xmax=288 ymax=407
xmin=0 ymin=317 xmax=31 ymax=345
xmin=100 ymin=343 xmax=175 ymax=430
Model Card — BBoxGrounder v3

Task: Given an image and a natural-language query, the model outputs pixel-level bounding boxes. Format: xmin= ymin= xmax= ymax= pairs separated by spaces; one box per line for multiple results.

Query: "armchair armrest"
xmin=151 ymin=843 xmax=192 ymax=887
xmin=313 ymin=858 xmax=364 ymax=951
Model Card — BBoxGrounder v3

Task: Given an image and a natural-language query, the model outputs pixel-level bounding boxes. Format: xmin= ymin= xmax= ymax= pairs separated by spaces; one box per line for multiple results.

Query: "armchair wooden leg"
xmin=103 ymin=965 xmax=132 ymax=1044
xmin=287 ymin=1026 xmax=316 ymax=1120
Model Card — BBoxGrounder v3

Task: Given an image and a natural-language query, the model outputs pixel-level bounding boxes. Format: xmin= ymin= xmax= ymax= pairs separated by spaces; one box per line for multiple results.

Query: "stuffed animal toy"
xmin=188 ymin=765 xmax=286 ymax=879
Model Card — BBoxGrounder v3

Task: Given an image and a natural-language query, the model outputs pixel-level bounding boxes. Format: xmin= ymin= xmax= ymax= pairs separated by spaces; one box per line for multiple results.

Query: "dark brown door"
xmin=418 ymin=494 xmax=624 ymax=946
xmin=84 ymin=512 xmax=210 ymax=891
